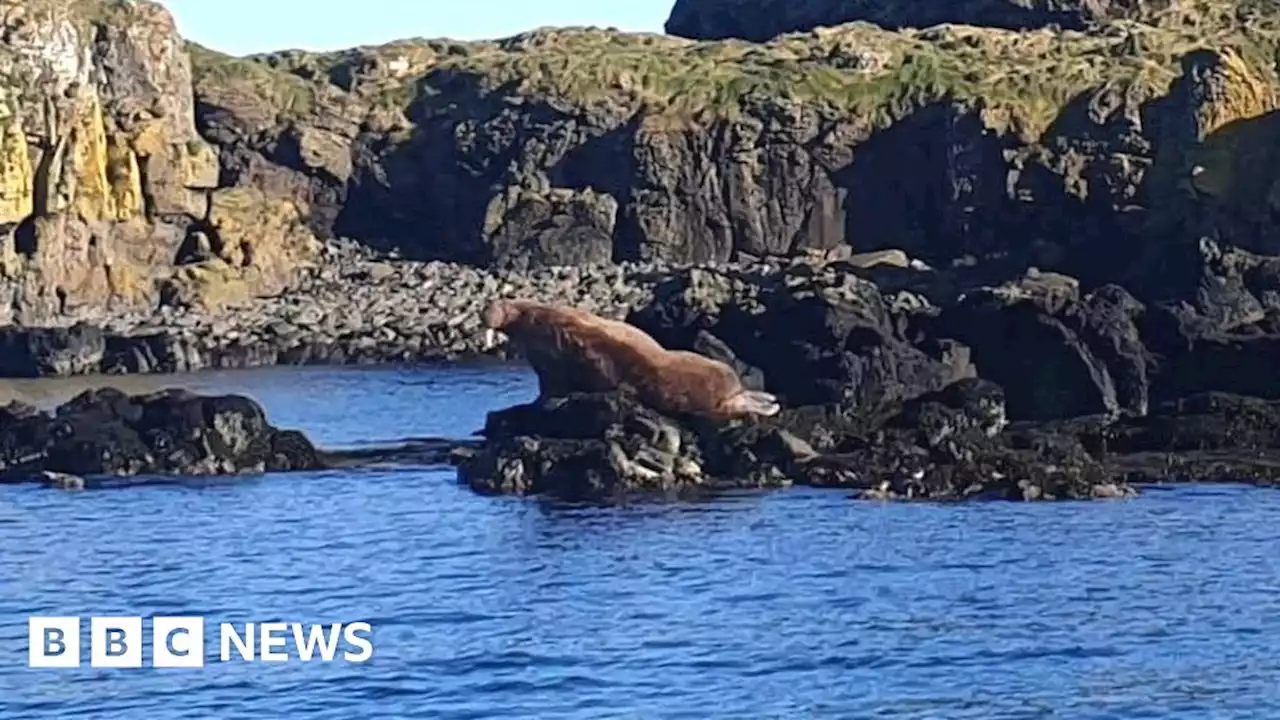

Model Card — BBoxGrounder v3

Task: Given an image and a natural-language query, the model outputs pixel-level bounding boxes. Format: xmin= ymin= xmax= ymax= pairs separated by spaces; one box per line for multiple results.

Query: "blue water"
xmin=1 ymin=365 xmax=1280 ymax=718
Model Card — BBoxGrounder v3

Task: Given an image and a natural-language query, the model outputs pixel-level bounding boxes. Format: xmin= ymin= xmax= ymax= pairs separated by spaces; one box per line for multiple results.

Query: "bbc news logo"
xmin=28 ymin=616 xmax=374 ymax=668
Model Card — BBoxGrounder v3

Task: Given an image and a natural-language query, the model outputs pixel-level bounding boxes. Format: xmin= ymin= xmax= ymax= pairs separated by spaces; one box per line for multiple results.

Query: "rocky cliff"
xmin=183 ymin=0 xmax=1280 ymax=286
xmin=0 ymin=0 xmax=318 ymax=325
xmin=5 ymin=0 xmax=1280 ymax=360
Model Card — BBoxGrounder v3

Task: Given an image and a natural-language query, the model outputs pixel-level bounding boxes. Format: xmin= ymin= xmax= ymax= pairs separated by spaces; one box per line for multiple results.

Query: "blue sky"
xmin=159 ymin=0 xmax=673 ymax=56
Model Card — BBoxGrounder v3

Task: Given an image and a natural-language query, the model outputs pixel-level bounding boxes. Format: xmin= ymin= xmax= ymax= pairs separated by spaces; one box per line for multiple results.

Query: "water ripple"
xmin=1 ymin=367 xmax=1279 ymax=718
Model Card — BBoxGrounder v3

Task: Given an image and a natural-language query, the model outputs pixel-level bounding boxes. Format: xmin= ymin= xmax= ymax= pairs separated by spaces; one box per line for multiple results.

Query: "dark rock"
xmin=481 ymin=186 xmax=618 ymax=271
xmin=454 ymin=383 xmax=1129 ymax=503
xmin=0 ymin=325 xmax=107 ymax=377
xmin=0 ymin=387 xmax=324 ymax=481
xmin=933 ymin=270 xmax=1152 ymax=420
xmin=1085 ymin=393 xmax=1280 ymax=485
xmin=627 ymin=266 xmax=973 ymax=412
xmin=457 ymin=392 xmax=802 ymax=501
xmin=664 ymin=0 xmax=1163 ymax=42
xmin=455 ymin=254 xmax=1280 ymax=503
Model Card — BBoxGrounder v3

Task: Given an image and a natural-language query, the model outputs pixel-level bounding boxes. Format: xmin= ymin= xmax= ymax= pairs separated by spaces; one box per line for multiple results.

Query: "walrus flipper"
xmin=722 ymin=390 xmax=781 ymax=418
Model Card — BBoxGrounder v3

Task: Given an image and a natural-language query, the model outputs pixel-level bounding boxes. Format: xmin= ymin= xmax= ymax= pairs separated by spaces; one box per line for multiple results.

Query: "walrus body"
xmin=481 ymin=299 xmax=780 ymax=422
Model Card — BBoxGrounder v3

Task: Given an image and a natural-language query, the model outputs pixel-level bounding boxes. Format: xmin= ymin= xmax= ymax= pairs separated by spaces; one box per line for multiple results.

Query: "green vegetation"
xmin=183 ymin=0 xmax=1280 ymax=139
xmin=403 ymin=11 xmax=1279 ymax=137
xmin=187 ymin=42 xmax=320 ymax=120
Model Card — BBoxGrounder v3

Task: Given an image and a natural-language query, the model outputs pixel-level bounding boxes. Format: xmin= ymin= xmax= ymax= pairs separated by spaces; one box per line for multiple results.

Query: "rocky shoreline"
xmin=9 ymin=234 xmax=1280 ymax=504
xmin=447 ymin=247 xmax=1280 ymax=504
xmin=0 ymin=386 xmax=323 ymax=490
xmin=5 ymin=0 xmax=1280 ymax=503
xmin=0 ymin=239 xmax=667 ymax=377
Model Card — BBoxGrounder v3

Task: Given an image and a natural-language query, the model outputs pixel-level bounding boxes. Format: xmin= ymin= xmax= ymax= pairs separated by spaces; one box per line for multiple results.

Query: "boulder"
xmin=453 ymin=381 xmax=1130 ymax=503
xmin=0 ymin=387 xmax=322 ymax=480
xmin=627 ymin=265 xmax=974 ymax=411
xmin=934 ymin=270 xmax=1152 ymax=420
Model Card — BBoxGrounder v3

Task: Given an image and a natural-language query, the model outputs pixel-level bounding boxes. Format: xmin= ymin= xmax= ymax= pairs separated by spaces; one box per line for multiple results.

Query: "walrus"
xmin=481 ymin=298 xmax=781 ymax=422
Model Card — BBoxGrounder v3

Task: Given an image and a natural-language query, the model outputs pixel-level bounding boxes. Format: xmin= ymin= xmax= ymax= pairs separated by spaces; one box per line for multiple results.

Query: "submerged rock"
xmin=0 ymin=387 xmax=323 ymax=481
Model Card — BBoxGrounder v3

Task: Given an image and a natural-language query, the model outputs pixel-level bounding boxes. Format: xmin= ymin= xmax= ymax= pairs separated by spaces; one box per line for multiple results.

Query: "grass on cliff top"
xmin=422 ymin=10 xmax=1280 ymax=137
xmin=187 ymin=0 xmax=1280 ymax=139
xmin=188 ymin=42 xmax=321 ymax=119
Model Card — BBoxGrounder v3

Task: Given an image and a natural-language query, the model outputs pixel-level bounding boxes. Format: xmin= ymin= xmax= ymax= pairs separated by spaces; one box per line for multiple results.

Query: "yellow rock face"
xmin=71 ymin=94 xmax=114 ymax=222
xmin=182 ymin=140 xmax=220 ymax=189
xmin=0 ymin=118 xmax=33 ymax=224
xmin=1184 ymin=48 xmax=1280 ymax=202
xmin=1192 ymin=48 xmax=1276 ymax=140
xmin=161 ymin=186 xmax=320 ymax=310
xmin=66 ymin=93 xmax=144 ymax=223
xmin=105 ymin=135 xmax=143 ymax=221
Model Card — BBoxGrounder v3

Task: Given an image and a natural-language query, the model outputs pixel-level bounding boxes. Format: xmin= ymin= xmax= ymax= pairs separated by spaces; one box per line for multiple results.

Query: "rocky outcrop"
xmin=0 ymin=386 xmax=322 ymax=483
xmin=664 ymin=0 xmax=1181 ymax=42
xmin=4 ymin=1 xmax=1280 ymax=369
xmin=454 ymin=383 xmax=1136 ymax=503
xmin=456 ymin=251 xmax=1280 ymax=503
xmin=173 ymin=1 xmax=1280 ymax=288
xmin=0 ymin=0 xmax=318 ymax=325
xmin=0 ymin=244 xmax=660 ymax=377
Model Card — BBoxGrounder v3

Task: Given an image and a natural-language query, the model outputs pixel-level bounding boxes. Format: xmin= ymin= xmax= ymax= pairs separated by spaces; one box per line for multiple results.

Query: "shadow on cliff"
xmin=326 ymin=60 xmax=1280 ymax=280
xmin=832 ymin=86 xmax=1194 ymax=291
xmin=665 ymin=2 xmax=1100 ymax=44
xmin=1141 ymin=107 xmax=1280 ymax=256
xmin=332 ymin=70 xmax=645 ymax=266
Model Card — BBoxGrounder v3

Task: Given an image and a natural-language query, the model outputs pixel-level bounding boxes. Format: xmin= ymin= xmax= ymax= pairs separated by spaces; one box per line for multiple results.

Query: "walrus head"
xmin=481 ymin=299 xmax=513 ymax=329
xmin=480 ymin=299 xmax=515 ymax=350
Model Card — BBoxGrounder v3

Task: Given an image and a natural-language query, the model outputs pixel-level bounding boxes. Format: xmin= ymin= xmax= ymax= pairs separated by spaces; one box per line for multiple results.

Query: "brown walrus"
xmin=481 ymin=298 xmax=781 ymax=422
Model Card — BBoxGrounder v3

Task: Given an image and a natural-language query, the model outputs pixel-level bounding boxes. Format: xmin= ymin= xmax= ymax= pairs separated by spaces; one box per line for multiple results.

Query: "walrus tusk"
xmin=482 ymin=328 xmax=504 ymax=350
xmin=724 ymin=390 xmax=781 ymax=417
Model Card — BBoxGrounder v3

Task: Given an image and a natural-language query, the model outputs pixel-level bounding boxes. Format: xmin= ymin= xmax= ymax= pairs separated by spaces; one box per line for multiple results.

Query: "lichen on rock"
xmin=0 ymin=101 xmax=33 ymax=224
xmin=0 ymin=0 xmax=313 ymax=325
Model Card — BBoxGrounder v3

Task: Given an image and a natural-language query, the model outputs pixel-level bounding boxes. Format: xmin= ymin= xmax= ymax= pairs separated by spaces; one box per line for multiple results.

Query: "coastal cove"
xmin=5 ymin=0 xmax=1280 ymax=501
xmin=3 ymin=365 xmax=1280 ymax=718
xmin=7 ymin=0 xmax=1280 ymax=715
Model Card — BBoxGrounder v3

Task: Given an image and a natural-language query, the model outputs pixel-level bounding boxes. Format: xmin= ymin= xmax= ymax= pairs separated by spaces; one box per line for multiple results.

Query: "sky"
xmin=159 ymin=0 xmax=673 ymax=56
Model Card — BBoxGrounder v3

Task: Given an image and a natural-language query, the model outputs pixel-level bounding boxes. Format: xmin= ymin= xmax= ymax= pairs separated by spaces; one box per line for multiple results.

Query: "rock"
xmin=456 ymin=391 xmax=795 ymax=501
xmin=0 ymin=0 xmax=312 ymax=326
xmin=846 ymin=249 xmax=911 ymax=269
xmin=453 ymin=255 xmax=1280 ymax=503
xmin=6 ymin=0 xmax=1280 ymax=506
xmin=34 ymin=471 xmax=86 ymax=491
xmin=627 ymin=265 xmax=972 ymax=411
xmin=3 ymin=1 xmax=1280 ymax=325
xmin=161 ymin=186 xmax=320 ymax=310
xmin=0 ymin=386 xmax=324 ymax=480
xmin=0 ymin=324 xmax=106 ymax=377
xmin=664 ymin=0 xmax=1171 ymax=41
xmin=454 ymin=381 xmax=1121 ymax=503
xmin=174 ymin=10 xmax=1280 ymax=276
xmin=934 ymin=271 xmax=1151 ymax=421
xmin=481 ymin=186 xmax=618 ymax=271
